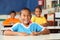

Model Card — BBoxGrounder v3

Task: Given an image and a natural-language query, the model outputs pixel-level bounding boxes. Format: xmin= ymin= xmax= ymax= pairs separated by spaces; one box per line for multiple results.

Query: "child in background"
xmin=4 ymin=8 xmax=50 ymax=36
xmin=31 ymin=6 xmax=47 ymax=27
xmin=3 ymin=11 xmax=20 ymax=26
xmin=15 ymin=12 xmax=20 ymax=19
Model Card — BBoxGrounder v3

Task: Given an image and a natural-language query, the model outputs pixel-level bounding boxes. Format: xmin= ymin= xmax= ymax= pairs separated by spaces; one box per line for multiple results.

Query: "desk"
xmin=46 ymin=26 xmax=60 ymax=29
xmin=55 ymin=18 xmax=60 ymax=26
xmin=3 ymin=33 xmax=60 ymax=40
xmin=4 ymin=25 xmax=12 ymax=27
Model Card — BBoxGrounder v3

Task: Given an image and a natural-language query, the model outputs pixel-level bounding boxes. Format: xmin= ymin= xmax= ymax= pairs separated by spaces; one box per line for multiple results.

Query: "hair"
xmin=9 ymin=11 xmax=16 ymax=15
xmin=20 ymin=8 xmax=31 ymax=15
xmin=34 ymin=6 xmax=42 ymax=12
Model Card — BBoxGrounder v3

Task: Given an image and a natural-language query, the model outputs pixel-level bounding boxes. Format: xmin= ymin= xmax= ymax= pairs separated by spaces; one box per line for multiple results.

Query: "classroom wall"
xmin=0 ymin=0 xmax=38 ymax=15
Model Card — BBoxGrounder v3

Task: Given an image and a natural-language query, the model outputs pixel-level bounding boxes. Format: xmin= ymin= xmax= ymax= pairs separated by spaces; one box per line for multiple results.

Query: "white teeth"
xmin=24 ymin=20 xmax=29 ymax=23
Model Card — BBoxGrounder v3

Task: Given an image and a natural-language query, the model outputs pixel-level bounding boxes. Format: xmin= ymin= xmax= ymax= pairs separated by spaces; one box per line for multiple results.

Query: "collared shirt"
xmin=11 ymin=22 xmax=44 ymax=34
xmin=31 ymin=16 xmax=47 ymax=25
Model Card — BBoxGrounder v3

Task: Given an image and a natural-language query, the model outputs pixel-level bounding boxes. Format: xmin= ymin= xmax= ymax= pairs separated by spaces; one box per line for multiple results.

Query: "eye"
xmin=39 ymin=11 xmax=41 ymax=12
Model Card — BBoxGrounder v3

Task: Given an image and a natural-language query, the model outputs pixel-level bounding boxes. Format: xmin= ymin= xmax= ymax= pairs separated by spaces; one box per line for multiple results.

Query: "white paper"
xmin=55 ymin=12 xmax=60 ymax=18
xmin=47 ymin=14 xmax=54 ymax=21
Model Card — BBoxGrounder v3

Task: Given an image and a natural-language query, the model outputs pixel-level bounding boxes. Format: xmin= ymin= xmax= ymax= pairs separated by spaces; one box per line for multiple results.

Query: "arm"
xmin=36 ymin=28 xmax=50 ymax=35
xmin=41 ymin=17 xmax=48 ymax=27
xmin=3 ymin=19 xmax=12 ymax=26
xmin=4 ymin=30 xmax=28 ymax=36
xmin=31 ymin=16 xmax=35 ymax=22
xmin=34 ymin=23 xmax=50 ymax=35
xmin=41 ymin=23 xmax=48 ymax=27
xmin=4 ymin=30 xmax=19 ymax=36
xmin=29 ymin=28 xmax=50 ymax=36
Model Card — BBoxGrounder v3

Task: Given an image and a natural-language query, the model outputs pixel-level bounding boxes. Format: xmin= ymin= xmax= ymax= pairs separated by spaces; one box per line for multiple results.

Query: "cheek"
xmin=35 ymin=12 xmax=41 ymax=15
xmin=35 ymin=12 xmax=38 ymax=14
xmin=20 ymin=16 xmax=25 ymax=20
xmin=35 ymin=12 xmax=38 ymax=15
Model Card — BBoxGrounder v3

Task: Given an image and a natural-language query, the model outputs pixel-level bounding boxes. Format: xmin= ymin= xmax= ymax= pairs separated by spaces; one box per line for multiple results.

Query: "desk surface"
xmin=3 ymin=33 xmax=60 ymax=40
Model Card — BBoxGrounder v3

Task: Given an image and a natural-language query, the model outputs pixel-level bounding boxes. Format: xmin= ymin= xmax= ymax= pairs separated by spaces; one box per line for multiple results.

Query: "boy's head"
xmin=34 ymin=6 xmax=42 ymax=17
xmin=9 ymin=11 xmax=16 ymax=18
xmin=20 ymin=8 xmax=31 ymax=24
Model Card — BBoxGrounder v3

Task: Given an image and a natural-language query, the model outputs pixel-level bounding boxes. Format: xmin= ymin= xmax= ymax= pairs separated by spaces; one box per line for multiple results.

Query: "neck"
xmin=23 ymin=23 xmax=30 ymax=27
xmin=11 ymin=17 xmax=15 ymax=19
xmin=36 ymin=15 xmax=41 ymax=17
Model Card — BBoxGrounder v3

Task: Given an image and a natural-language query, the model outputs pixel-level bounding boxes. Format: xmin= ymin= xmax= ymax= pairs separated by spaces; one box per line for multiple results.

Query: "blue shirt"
xmin=11 ymin=23 xmax=44 ymax=34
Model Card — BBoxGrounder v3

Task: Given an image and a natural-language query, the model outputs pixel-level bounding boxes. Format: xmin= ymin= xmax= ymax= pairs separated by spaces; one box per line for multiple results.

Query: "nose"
xmin=25 ymin=16 xmax=28 ymax=19
xmin=37 ymin=11 xmax=40 ymax=13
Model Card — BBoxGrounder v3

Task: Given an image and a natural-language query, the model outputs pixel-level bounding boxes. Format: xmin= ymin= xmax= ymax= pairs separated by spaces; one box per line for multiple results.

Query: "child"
xmin=3 ymin=11 xmax=20 ymax=26
xmin=31 ymin=6 xmax=47 ymax=27
xmin=4 ymin=8 xmax=50 ymax=36
xmin=15 ymin=12 xmax=20 ymax=19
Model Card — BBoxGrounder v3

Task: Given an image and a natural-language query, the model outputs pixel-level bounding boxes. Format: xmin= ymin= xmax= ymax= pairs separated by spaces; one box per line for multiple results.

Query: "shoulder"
xmin=12 ymin=22 xmax=21 ymax=27
xmin=31 ymin=16 xmax=37 ymax=20
xmin=31 ymin=22 xmax=43 ymax=27
xmin=32 ymin=16 xmax=36 ymax=18
xmin=4 ymin=18 xmax=11 ymax=21
xmin=31 ymin=22 xmax=39 ymax=26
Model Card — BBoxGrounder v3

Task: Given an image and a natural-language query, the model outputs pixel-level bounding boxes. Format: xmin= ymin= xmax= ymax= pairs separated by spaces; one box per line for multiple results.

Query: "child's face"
xmin=35 ymin=8 xmax=42 ymax=17
xmin=20 ymin=10 xmax=31 ymax=24
xmin=10 ymin=13 xmax=16 ymax=18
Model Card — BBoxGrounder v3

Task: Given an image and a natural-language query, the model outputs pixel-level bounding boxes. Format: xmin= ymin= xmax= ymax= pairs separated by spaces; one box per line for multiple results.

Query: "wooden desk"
xmin=46 ymin=26 xmax=60 ymax=33
xmin=4 ymin=25 xmax=12 ymax=28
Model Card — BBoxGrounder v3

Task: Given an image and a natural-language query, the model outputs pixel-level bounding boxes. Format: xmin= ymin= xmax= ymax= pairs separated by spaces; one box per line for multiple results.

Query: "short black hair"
xmin=9 ymin=11 xmax=16 ymax=15
xmin=20 ymin=8 xmax=31 ymax=15
xmin=34 ymin=6 xmax=42 ymax=12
